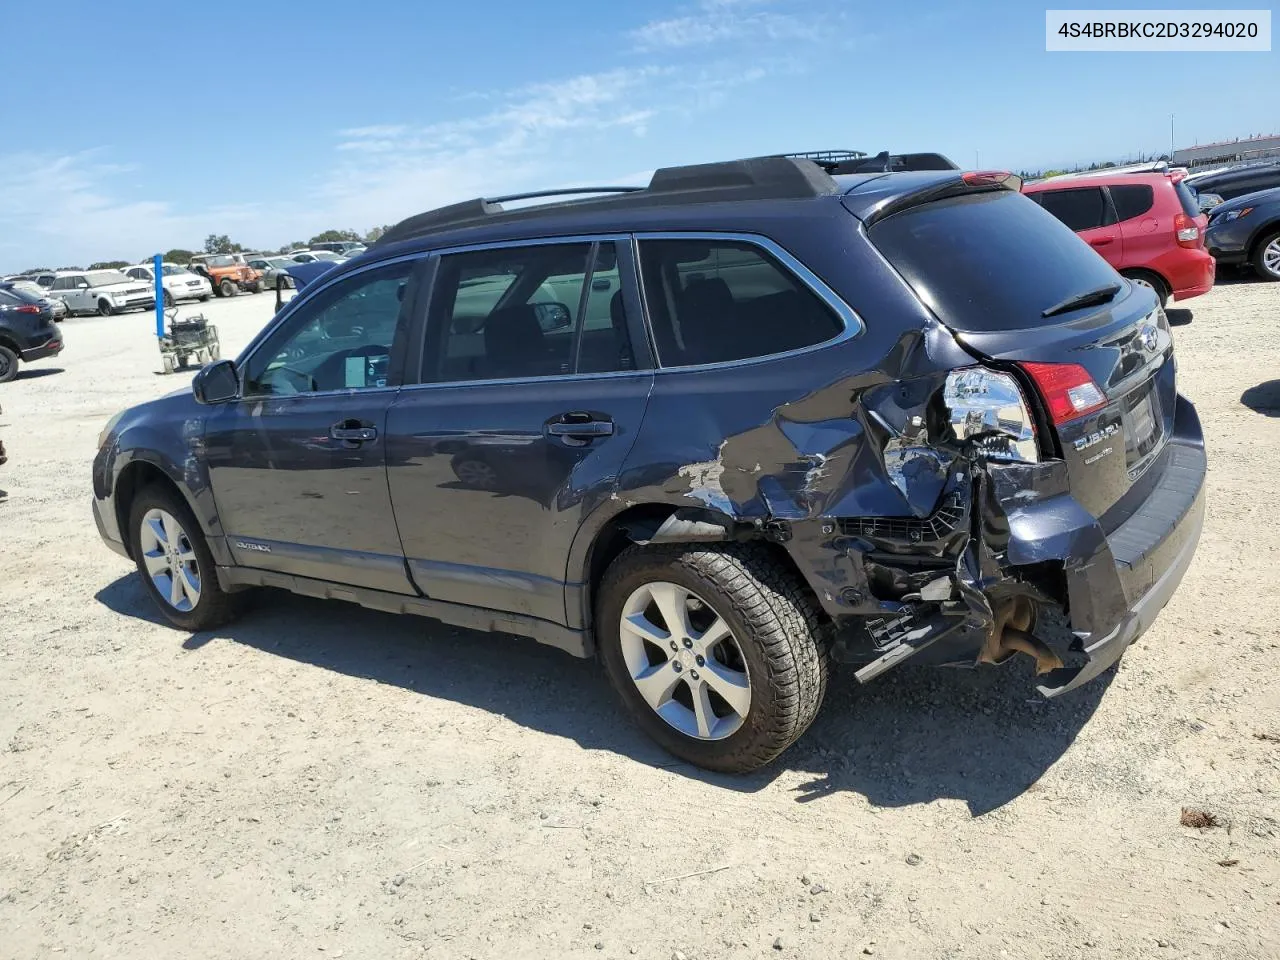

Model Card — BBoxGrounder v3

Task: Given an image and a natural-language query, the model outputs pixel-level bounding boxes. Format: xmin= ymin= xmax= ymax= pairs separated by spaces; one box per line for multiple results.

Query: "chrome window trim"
xmin=630 ymin=231 xmax=864 ymax=373
xmin=237 ymin=230 xmax=862 ymax=397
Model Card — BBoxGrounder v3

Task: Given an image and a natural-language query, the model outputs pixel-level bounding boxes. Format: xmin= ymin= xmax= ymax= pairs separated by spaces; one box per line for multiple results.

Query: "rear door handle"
xmin=330 ymin=420 xmax=377 ymax=443
xmin=546 ymin=414 xmax=614 ymax=441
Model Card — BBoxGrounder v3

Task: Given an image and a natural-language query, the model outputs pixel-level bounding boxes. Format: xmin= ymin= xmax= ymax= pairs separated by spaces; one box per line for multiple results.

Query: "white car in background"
xmin=287 ymin=249 xmax=346 ymax=264
xmin=46 ymin=270 xmax=155 ymax=317
xmin=124 ymin=263 xmax=213 ymax=306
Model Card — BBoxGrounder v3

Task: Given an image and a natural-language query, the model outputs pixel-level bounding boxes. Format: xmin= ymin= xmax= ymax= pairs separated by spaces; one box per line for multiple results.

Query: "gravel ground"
xmin=1 ymin=278 xmax=1278 ymax=960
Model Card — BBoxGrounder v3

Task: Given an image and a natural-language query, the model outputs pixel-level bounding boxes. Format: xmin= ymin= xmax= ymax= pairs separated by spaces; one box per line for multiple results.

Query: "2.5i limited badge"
xmin=234 ymin=540 xmax=271 ymax=553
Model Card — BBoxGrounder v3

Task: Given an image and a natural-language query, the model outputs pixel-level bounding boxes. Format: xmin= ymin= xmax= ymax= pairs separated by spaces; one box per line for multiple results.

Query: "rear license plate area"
xmin=1123 ymin=380 xmax=1165 ymax=477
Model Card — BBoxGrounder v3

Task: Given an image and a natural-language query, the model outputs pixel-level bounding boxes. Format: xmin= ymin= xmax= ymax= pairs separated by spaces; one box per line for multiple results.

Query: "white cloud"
xmin=632 ymin=0 xmax=820 ymax=50
xmin=0 ymin=151 xmax=263 ymax=270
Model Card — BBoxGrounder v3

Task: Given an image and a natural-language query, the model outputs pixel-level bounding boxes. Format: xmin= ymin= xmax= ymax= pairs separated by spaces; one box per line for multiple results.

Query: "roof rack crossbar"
xmin=487 ymin=186 xmax=645 ymax=204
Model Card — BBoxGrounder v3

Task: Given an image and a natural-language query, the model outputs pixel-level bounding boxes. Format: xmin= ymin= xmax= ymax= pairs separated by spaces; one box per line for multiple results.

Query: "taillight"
xmin=1174 ymin=212 xmax=1200 ymax=248
xmin=943 ymin=368 xmax=1039 ymax=463
xmin=15 ymin=304 xmax=40 ymax=314
xmin=1020 ymin=362 xmax=1107 ymax=425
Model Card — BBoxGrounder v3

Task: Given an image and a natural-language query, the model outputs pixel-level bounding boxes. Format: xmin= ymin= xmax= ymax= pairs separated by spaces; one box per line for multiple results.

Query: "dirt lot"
xmin=1 ymin=278 xmax=1278 ymax=960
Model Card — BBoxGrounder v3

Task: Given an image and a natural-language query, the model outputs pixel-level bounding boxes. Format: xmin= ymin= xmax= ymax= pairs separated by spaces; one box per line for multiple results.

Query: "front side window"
xmin=1036 ymin=187 xmax=1109 ymax=232
xmin=426 ymin=242 xmax=633 ymax=382
xmin=636 ymin=238 xmax=841 ymax=366
xmin=243 ymin=260 xmax=414 ymax=396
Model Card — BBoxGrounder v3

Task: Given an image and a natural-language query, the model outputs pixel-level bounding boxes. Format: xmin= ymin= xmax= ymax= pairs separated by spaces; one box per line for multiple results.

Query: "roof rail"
xmin=374 ymin=156 xmax=840 ymax=247
xmin=488 ymin=186 xmax=644 ymax=204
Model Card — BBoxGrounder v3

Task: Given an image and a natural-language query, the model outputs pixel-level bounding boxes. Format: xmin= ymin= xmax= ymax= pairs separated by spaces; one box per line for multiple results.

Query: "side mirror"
xmin=77 ymin=281 xmax=90 ymax=289
xmin=532 ymin=301 xmax=572 ymax=331
xmin=192 ymin=359 xmax=240 ymax=404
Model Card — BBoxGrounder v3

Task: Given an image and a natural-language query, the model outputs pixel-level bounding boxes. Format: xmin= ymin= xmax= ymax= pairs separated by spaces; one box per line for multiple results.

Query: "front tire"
xmin=163 ymin=290 xmax=174 ymax=308
xmin=127 ymin=484 xmax=245 ymax=630
xmin=597 ymin=544 xmax=829 ymax=773
xmin=198 ymin=294 xmax=211 ymax=302
xmin=1252 ymin=231 xmax=1280 ymax=281
xmin=98 ymin=298 xmax=115 ymax=317
xmin=218 ymin=279 xmax=235 ymax=298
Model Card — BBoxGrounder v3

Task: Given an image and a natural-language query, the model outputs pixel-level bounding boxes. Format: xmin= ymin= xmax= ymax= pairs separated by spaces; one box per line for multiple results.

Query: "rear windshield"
xmin=869 ymin=190 xmax=1121 ymax=332
xmin=1173 ymin=180 xmax=1200 ymax=218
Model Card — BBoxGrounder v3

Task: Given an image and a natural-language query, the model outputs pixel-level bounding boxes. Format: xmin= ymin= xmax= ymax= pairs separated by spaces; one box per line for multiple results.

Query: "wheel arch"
xmin=112 ymin=456 xmax=209 ymax=561
xmin=1119 ymin=267 xmax=1171 ymax=303
xmin=1246 ymin=219 xmax=1280 ymax=262
xmin=0 ymin=333 xmax=22 ymax=354
xmin=569 ymin=500 xmax=821 ymax=635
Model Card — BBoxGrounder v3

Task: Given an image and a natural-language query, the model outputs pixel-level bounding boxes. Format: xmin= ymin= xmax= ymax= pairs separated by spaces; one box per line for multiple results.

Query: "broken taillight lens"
xmin=943 ymin=368 xmax=1039 ymax=463
xmin=1019 ymin=362 xmax=1107 ymax=425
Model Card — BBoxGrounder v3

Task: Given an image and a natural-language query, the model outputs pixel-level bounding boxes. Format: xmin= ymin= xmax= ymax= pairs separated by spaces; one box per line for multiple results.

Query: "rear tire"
xmin=597 ymin=543 xmax=829 ymax=773
xmin=1252 ymin=231 xmax=1280 ymax=282
xmin=1121 ymin=270 xmax=1169 ymax=308
xmin=127 ymin=484 xmax=246 ymax=631
xmin=0 ymin=345 xmax=18 ymax=383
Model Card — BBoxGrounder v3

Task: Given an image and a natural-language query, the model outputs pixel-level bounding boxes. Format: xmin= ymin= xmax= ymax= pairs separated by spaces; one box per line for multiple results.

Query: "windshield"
xmin=870 ymin=190 xmax=1122 ymax=332
xmin=202 ymin=255 xmax=236 ymax=267
xmin=87 ymin=271 xmax=128 ymax=287
xmin=162 ymin=264 xmax=191 ymax=276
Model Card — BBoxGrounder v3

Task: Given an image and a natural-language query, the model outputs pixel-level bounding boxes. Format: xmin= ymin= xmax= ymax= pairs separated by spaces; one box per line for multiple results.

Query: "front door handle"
xmin=1089 ymin=237 xmax=1114 ymax=246
xmin=330 ymin=420 xmax=377 ymax=443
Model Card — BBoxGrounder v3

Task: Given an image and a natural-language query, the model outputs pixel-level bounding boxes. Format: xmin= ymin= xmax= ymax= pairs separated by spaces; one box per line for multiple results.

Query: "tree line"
xmin=18 ymin=226 xmax=393 ymax=274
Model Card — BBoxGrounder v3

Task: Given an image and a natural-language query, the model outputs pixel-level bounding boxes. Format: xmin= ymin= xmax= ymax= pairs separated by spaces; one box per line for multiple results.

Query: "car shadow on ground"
xmin=15 ymin=366 xmax=65 ymax=380
xmin=96 ymin=575 xmax=1110 ymax=816
xmin=1166 ymin=307 xmax=1193 ymax=326
xmin=1242 ymin=379 xmax=1280 ymax=417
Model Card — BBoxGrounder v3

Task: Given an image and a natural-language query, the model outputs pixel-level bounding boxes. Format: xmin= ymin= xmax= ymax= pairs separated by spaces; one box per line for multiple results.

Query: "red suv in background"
xmin=1023 ymin=172 xmax=1213 ymax=307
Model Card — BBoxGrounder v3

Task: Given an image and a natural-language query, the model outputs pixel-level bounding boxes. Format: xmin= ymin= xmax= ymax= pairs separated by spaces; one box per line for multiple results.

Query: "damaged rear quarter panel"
xmin=573 ymin=219 xmax=981 ymax=620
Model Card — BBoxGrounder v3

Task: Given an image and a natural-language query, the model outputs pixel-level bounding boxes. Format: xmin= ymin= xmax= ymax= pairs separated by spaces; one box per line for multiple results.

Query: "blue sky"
xmin=1 ymin=0 xmax=1274 ymax=270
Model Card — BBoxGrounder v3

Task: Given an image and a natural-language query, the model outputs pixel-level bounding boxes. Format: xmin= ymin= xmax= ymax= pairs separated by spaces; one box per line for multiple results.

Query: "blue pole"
xmin=153 ymin=253 xmax=164 ymax=339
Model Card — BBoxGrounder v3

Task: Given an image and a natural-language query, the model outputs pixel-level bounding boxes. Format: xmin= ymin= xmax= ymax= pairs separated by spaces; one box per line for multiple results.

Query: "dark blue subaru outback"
xmin=93 ymin=156 xmax=1206 ymax=772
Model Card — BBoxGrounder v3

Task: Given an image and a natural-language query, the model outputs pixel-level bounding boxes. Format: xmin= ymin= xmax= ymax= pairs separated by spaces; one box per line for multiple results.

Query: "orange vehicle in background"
xmin=187 ymin=253 xmax=262 ymax=298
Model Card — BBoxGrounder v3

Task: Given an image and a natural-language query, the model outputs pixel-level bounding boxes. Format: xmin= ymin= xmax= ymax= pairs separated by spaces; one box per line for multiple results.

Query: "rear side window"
xmin=1173 ymin=180 xmax=1201 ymax=217
xmin=1035 ymin=187 xmax=1110 ymax=231
xmin=870 ymin=190 xmax=1123 ymax=332
xmin=1110 ymin=184 xmax=1155 ymax=222
xmin=636 ymin=239 xmax=841 ymax=366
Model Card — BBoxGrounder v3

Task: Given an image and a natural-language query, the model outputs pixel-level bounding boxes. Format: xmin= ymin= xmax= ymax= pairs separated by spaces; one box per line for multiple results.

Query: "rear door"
xmin=869 ymin=188 xmax=1173 ymax=521
xmin=1108 ymin=182 xmax=1163 ymax=266
xmin=1033 ymin=185 xmax=1123 ymax=267
xmin=384 ymin=238 xmax=653 ymax=626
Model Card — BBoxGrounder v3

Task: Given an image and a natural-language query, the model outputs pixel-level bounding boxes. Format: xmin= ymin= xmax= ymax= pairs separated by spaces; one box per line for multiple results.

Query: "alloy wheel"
xmin=618 ymin=581 xmax=752 ymax=740
xmin=454 ymin=459 xmax=499 ymax=489
xmin=1264 ymin=238 xmax=1280 ymax=279
xmin=138 ymin=508 xmax=201 ymax=612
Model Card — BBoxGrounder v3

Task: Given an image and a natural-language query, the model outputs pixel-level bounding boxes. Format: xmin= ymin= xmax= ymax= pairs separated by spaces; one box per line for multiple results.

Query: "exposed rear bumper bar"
xmin=1035 ymin=474 xmax=1204 ymax=697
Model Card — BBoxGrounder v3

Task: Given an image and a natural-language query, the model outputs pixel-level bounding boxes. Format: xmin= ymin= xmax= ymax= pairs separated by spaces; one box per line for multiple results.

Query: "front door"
xmin=203 ymin=256 xmax=426 ymax=593
xmin=385 ymin=239 xmax=653 ymax=625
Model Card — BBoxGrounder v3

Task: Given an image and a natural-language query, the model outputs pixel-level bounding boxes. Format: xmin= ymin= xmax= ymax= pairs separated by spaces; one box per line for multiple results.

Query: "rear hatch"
xmin=860 ymin=184 xmax=1174 ymax=522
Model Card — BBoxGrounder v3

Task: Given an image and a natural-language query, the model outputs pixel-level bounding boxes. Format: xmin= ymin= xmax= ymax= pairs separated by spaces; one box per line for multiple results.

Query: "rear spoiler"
xmin=857 ymin=171 xmax=1024 ymax=227
xmin=780 ymin=150 xmax=960 ymax=173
